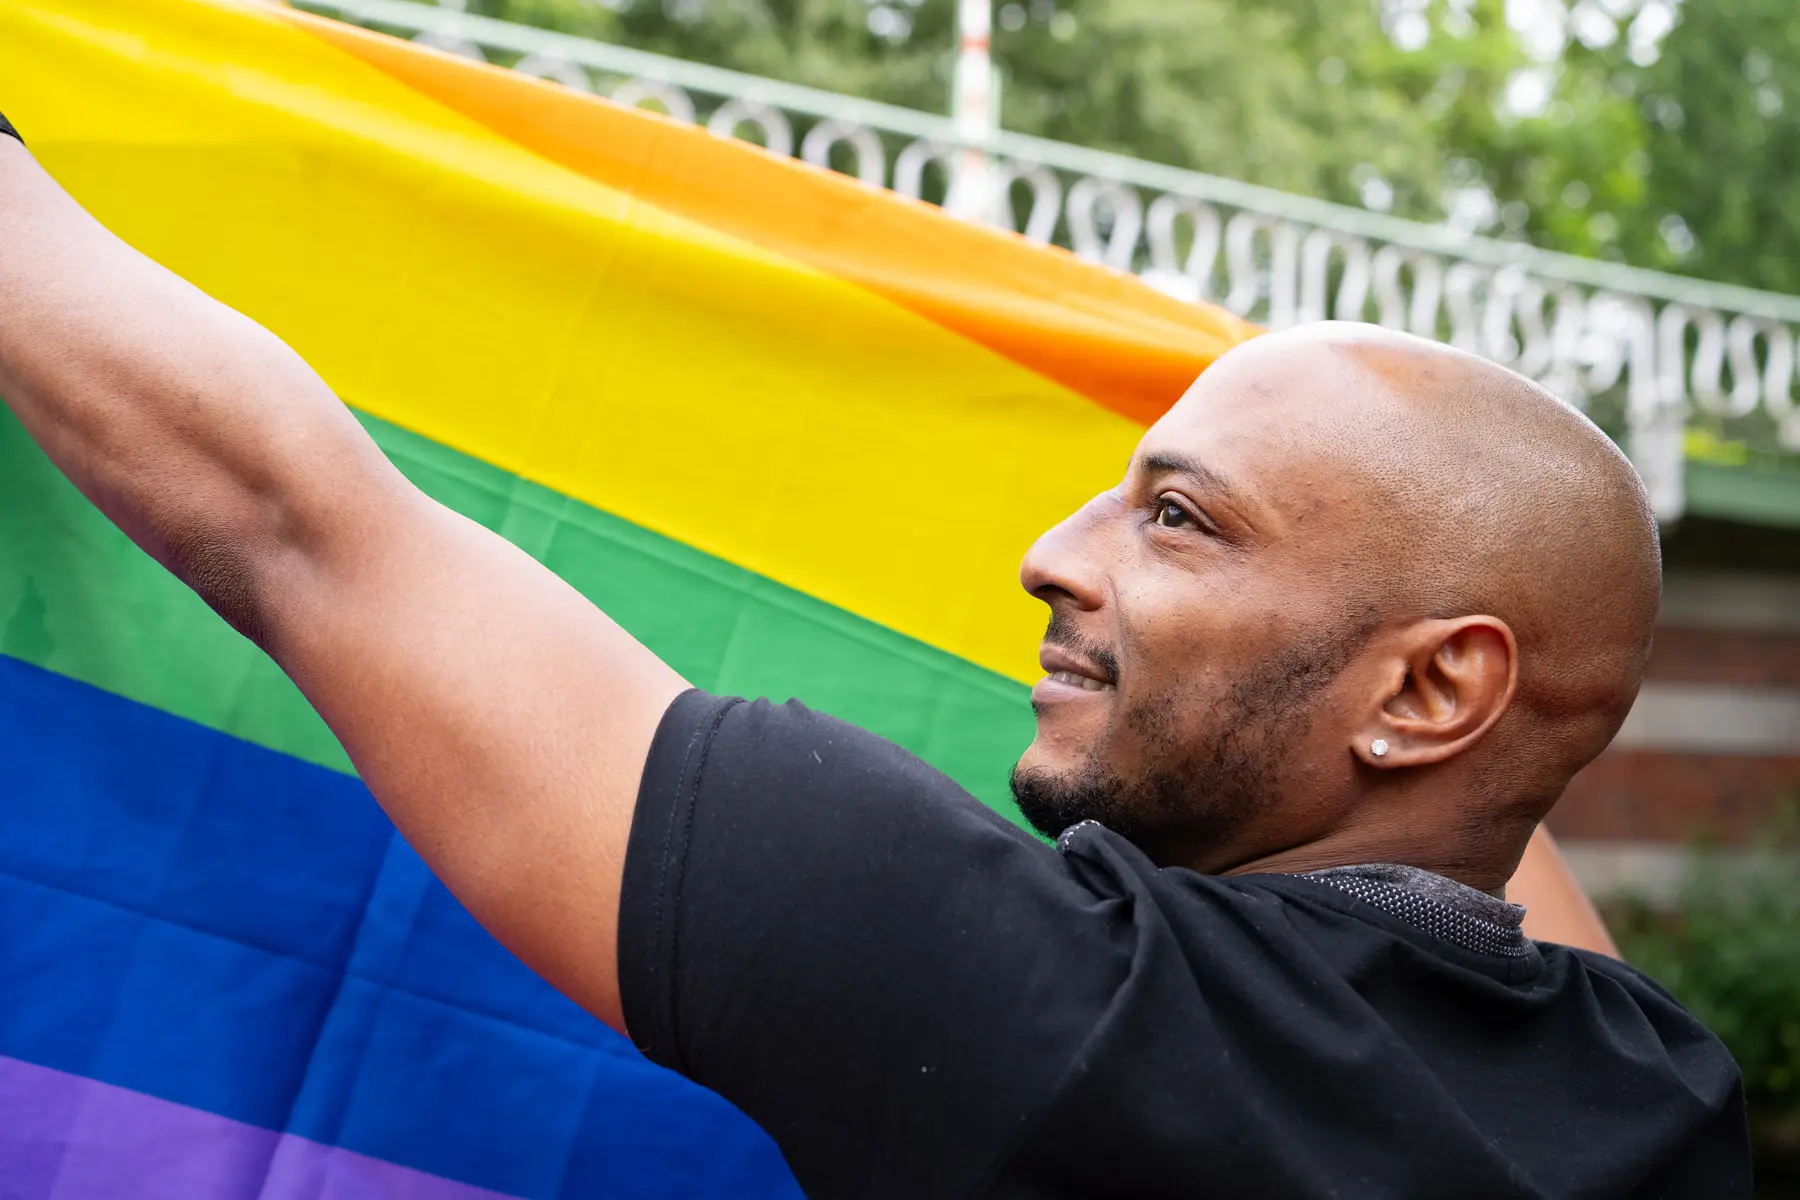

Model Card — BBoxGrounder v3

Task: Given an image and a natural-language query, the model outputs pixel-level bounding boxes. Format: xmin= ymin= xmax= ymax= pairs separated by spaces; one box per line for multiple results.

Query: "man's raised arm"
xmin=0 ymin=127 xmax=686 ymax=1031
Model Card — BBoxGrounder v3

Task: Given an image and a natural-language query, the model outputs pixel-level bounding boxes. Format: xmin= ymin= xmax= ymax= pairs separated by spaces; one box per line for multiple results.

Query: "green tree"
xmin=1622 ymin=0 xmax=1800 ymax=292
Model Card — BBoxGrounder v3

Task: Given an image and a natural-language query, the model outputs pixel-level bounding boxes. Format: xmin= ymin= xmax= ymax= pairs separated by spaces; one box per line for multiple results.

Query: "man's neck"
xmin=1218 ymin=831 xmax=1514 ymax=897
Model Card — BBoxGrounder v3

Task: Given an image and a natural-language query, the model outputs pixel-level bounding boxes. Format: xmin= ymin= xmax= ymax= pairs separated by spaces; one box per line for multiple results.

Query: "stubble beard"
xmin=1010 ymin=623 xmax=1372 ymax=866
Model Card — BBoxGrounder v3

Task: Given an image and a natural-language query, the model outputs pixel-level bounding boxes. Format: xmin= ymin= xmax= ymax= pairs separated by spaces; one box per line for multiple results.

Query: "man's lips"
xmin=1037 ymin=643 xmax=1116 ymax=693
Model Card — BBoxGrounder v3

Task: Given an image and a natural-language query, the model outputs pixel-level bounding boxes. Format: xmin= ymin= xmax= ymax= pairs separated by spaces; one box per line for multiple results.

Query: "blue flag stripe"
xmin=0 ymin=653 xmax=800 ymax=1198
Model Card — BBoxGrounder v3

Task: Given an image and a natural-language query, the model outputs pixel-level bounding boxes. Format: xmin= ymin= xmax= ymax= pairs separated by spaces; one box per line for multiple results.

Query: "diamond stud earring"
xmin=1370 ymin=739 xmax=1390 ymax=758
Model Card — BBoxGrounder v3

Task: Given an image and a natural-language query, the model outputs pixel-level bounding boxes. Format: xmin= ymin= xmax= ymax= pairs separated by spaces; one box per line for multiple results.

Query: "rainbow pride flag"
xmin=0 ymin=1 xmax=1252 ymax=1195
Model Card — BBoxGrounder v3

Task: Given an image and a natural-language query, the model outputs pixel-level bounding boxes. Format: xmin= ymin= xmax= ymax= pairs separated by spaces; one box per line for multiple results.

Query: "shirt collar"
xmin=1298 ymin=863 xmax=1532 ymax=957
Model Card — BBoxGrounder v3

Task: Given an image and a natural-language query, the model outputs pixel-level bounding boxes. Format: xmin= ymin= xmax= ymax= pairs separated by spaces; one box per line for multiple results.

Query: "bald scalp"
xmin=1282 ymin=324 xmax=1662 ymax=819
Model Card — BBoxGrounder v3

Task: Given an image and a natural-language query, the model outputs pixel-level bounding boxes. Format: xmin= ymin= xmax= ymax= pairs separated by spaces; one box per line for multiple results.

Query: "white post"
xmin=947 ymin=0 xmax=995 ymax=223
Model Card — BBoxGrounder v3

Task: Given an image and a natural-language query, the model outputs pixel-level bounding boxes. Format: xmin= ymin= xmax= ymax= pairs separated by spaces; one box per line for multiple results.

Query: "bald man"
xmin=0 ymin=121 xmax=1748 ymax=1197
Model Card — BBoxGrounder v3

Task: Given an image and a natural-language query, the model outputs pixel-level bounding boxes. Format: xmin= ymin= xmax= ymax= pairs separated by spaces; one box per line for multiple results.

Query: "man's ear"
xmin=1353 ymin=617 xmax=1517 ymax=769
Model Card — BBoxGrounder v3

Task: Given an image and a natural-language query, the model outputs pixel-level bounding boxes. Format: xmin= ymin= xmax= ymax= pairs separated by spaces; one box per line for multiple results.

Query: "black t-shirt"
xmin=620 ymin=691 xmax=1750 ymax=1199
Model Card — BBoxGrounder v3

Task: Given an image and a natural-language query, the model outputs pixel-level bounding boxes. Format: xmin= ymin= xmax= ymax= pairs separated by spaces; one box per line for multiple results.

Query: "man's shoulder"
xmin=660 ymin=689 xmax=980 ymax=796
xmin=646 ymin=689 xmax=1013 ymax=828
xmin=1009 ymin=826 xmax=1750 ymax=1198
xmin=1548 ymin=943 xmax=1745 ymax=1073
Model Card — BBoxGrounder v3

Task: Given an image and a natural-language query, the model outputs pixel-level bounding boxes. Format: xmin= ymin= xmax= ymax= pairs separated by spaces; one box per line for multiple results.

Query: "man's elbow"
xmin=137 ymin=457 xmax=356 ymax=658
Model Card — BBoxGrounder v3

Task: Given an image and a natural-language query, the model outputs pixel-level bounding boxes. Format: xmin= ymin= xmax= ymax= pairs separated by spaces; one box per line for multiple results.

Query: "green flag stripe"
xmin=0 ymin=407 xmax=1035 ymax=823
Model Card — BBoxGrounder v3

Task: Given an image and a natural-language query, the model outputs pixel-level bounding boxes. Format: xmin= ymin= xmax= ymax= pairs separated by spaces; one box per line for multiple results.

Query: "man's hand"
xmin=0 ymin=129 xmax=686 ymax=1031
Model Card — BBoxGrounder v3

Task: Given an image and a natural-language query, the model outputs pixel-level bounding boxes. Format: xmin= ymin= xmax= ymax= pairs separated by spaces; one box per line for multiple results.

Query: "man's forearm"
xmin=0 ymin=116 xmax=689 ymax=1032
xmin=0 ymin=130 xmax=392 ymax=646
xmin=1510 ymin=826 xmax=1619 ymax=956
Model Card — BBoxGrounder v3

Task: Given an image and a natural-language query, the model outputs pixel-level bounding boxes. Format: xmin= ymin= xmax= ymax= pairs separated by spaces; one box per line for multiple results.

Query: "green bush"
xmin=1605 ymin=809 xmax=1800 ymax=1193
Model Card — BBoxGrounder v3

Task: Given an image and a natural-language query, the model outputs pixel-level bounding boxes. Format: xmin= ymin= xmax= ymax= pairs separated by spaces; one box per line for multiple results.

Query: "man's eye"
xmin=1154 ymin=500 xmax=1195 ymax=529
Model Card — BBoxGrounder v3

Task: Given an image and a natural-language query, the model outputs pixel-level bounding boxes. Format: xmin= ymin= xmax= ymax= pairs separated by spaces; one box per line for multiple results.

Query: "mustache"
xmin=1044 ymin=612 xmax=1120 ymax=684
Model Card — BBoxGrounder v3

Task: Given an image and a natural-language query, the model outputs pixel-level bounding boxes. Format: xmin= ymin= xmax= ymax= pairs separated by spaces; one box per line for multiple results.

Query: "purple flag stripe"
xmin=0 ymin=1056 xmax=522 ymax=1200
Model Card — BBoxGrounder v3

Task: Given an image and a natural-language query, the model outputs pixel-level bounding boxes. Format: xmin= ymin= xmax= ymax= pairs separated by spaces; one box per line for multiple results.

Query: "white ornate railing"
xmin=299 ymin=0 xmax=1800 ymax=521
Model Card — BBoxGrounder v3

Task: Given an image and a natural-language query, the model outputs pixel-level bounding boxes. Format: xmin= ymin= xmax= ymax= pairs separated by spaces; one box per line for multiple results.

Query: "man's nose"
xmin=1019 ymin=492 xmax=1113 ymax=612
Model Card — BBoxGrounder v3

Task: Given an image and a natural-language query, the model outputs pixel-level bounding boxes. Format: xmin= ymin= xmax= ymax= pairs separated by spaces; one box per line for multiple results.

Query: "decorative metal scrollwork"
xmin=1066 ymin=177 xmax=1144 ymax=272
xmin=1297 ymin=231 xmax=1371 ymax=324
xmin=411 ymin=30 xmax=485 ymax=61
xmin=1142 ymin=197 xmax=1222 ymax=304
xmin=990 ymin=161 xmax=1062 ymax=244
xmin=1222 ymin=215 xmax=1300 ymax=326
xmin=512 ymin=53 xmax=591 ymax=91
xmin=1371 ymin=248 xmax=1444 ymax=339
xmin=706 ymin=99 xmax=794 ymax=158
xmin=608 ymin=79 xmax=697 ymax=125
xmin=800 ymin=120 xmax=887 ymax=187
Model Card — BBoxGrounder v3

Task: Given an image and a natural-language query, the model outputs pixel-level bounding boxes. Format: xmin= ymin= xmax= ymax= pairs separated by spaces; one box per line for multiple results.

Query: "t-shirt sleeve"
xmin=618 ymin=690 xmax=1138 ymax=1199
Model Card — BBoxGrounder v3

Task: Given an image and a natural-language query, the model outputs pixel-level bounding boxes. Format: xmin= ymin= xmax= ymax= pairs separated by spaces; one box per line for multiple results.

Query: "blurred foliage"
xmin=458 ymin=0 xmax=1800 ymax=287
xmin=1606 ymin=807 xmax=1800 ymax=1187
xmin=1623 ymin=2 xmax=1800 ymax=293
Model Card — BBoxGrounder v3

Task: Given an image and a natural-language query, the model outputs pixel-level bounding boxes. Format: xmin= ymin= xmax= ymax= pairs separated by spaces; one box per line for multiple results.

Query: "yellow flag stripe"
xmin=2 ymin=0 xmax=1148 ymax=685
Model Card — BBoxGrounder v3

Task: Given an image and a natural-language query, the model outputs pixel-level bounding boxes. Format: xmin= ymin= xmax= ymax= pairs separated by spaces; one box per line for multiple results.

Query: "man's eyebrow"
xmin=1138 ymin=451 xmax=1237 ymax=498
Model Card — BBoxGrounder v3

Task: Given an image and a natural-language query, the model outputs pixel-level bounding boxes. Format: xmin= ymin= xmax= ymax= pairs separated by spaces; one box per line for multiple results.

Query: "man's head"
xmin=1010 ymin=322 xmax=1661 ymax=890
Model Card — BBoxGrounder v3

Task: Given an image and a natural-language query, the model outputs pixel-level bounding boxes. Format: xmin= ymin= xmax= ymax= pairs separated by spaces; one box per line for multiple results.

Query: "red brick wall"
xmin=1547 ymin=574 xmax=1800 ymax=851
